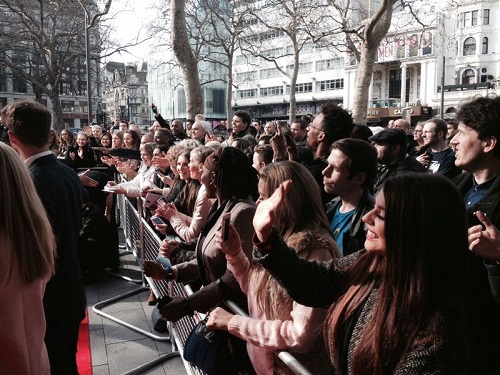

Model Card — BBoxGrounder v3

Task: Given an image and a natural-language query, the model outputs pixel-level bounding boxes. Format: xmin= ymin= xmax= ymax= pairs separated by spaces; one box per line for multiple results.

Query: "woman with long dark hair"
xmin=155 ymin=146 xmax=213 ymax=241
xmin=248 ymin=173 xmax=484 ymax=374
xmin=144 ymin=147 xmax=258 ymax=319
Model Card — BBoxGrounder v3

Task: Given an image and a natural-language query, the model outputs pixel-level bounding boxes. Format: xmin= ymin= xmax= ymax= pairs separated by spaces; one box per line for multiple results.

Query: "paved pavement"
xmin=85 ymin=245 xmax=188 ymax=374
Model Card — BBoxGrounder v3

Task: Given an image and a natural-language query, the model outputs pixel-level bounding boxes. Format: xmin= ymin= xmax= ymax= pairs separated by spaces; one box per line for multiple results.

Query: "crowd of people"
xmin=1 ymin=94 xmax=500 ymax=374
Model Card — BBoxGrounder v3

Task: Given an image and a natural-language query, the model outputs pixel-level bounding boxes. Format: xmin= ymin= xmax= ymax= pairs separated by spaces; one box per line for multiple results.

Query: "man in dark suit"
xmin=2 ymin=99 xmax=86 ymax=375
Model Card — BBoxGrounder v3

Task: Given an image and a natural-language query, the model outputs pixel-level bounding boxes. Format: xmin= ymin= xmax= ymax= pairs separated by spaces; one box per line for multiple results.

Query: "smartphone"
xmin=157 ymin=196 xmax=168 ymax=205
xmin=220 ymin=212 xmax=231 ymax=242
xmin=144 ymin=192 xmax=163 ymax=208
xmin=151 ymin=216 xmax=165 ymax=226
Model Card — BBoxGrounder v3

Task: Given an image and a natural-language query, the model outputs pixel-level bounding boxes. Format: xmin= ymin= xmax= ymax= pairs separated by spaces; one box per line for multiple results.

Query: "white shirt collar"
xmin=24 ymin=150 xmax=53 ymax=166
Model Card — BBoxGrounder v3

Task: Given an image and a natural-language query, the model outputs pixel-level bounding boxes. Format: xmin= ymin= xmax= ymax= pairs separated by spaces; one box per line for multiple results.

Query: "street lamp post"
xmin=127 ymin=95 xmax=130 ymax=121
xmin=440 ymin=56 xmax=445 ymax=119
xmin=83 ymin=7 xmax=92 ymax=124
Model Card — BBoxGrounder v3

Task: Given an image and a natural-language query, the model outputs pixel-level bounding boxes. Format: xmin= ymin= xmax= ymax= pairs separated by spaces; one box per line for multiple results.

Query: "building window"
xmin=471 ymin=10 xmax=478 ymax=26
xmin=236 ymin=89 xmax=257 ymax=99
xmin=259 ymin=67 xmax=281 ymax=79
xmin=462 ymin=69 xmax=476 ymax=84
xmin=316 ymin=79 xmax=344 ymax=91
xmin=213 ymin=88 xmax=225 ymax=114
xmin=389 ymin=69 xmax=402 ymax=98
xmin=286 ymin=62 xmax=313 ymax=75
xmin=463 ymin=11 xmax=471 ymax=27
xmin=260 ymin=86 xmax=284 ymax=97
xmin=235 ymin=71 xmax=257 ymax=83
xmin=482 ymin=37 xmax=488 ymax=54
xmin=483 ymin=9 xmax=490 ymax=25
xmin=285 ymin=83 xmax=313 ymax=94
xmin=480 ymin=67 xmax=491 ymax=83
xmin=61 ymin=100 xmax=74 ymax=112
xmin=13 ymin=74 xmax=27 ymax=93
xmin=315 ymin=58 xmax=342 ymax=71
xmin=463 ymin=37 xmax=476 ymax=56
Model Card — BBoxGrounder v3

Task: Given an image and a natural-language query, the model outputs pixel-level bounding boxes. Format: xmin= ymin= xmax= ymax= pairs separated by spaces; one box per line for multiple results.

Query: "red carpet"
xmin=77 ymin=308 xmax=92 ymax=375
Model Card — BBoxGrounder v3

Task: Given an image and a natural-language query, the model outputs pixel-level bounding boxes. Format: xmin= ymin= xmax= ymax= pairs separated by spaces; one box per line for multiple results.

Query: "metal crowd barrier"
xmin=94 ymin=194 xmax=312 ymax=375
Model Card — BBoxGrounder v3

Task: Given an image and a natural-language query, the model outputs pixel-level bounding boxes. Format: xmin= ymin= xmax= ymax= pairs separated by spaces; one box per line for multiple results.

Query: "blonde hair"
xmin=0 ymin=143 xmax=55 ymax=283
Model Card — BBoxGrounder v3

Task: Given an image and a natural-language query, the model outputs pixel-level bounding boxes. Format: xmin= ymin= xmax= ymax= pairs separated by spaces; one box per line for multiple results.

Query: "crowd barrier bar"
xmin=94 ymin=194 xmax=313 ymax=375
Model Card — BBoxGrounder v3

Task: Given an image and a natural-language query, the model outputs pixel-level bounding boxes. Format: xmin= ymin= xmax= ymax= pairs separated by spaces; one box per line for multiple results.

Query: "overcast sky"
xmin=104 ymin=0 xmax=157 ymax=63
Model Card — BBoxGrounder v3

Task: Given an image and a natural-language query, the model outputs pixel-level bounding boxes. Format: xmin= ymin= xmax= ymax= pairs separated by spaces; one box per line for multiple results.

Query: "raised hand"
xmin=284 ymin=132 xmax=299 ymax=161
xmin=270 ymin=125 xmax=287 ymax=161
xmin=159 ymin=239 xmax=179 ymax=258
xmin=468 ymin=211 xmax=500 ymax=262
xmin=143 ymin=260 xmax=168 ymax=279
xmin=253 ymin=179 xmax=292 ymax=242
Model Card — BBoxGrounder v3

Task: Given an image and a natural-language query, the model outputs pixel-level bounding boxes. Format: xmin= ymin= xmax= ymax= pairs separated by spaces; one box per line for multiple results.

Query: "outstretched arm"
xmin=252 ymin=180 xmax=360 ymax=307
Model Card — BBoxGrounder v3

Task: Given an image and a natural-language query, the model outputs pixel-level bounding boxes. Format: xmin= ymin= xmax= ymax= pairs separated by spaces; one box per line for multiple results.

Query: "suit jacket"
xmin=29 ymin=154 xmax=86 ymax=326
xmin=175 ymin=197 xmax=256 ymax=313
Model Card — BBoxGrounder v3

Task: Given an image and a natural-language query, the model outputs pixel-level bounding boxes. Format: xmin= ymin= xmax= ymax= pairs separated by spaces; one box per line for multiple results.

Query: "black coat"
xmin=29 ymin=155 xmax=86 ymax=319
xmin=64 ymin=145 xmax=96 ymax=170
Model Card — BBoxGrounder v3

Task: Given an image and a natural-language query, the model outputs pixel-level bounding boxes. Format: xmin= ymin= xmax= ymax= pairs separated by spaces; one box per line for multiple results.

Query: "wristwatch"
xmin=162 ymin=265 xmax=175 ymax=281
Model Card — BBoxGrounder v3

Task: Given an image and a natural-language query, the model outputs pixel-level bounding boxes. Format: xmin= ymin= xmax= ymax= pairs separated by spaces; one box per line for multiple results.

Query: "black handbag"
xmin=183 ymin=314 xmax=247 ymax=375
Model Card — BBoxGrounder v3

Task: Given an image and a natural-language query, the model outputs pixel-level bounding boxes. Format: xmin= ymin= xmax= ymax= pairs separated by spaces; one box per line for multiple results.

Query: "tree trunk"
xmin=288 ymin=42 xmax=299 ymax=125
xmin=50 ymin=90 xmax=65 ymax=132
xmin=351 ymin=46 xmax=378 ymax=125
xmin=171 ymin=0 xmax=204 ymax=119
xmin=351 ymin=1 xmax=394 ymax=125
xmin=226 ymin=51 xmax=234 ymax=124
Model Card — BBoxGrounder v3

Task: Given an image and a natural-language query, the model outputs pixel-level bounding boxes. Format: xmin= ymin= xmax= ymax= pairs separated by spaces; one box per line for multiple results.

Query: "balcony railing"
xmin=437 ymin=83 xmax=494 ymax=92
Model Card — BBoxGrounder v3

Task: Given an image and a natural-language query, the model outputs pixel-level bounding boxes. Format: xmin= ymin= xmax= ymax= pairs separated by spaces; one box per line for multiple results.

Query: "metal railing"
xmin=96 ymin=194 xmax=312 ymax=375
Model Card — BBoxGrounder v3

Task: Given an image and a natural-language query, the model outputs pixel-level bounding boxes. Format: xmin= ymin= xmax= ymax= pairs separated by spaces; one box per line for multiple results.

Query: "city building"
xmin=231 ymin=0 xmax=499 ymax=124
xmin=148 ymin=63 xmax=227 ymax=124
xmin=102 ymin=61 xmax=149 ymax=127
xmin=0 ymin=2 xmax=103 ymax=129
